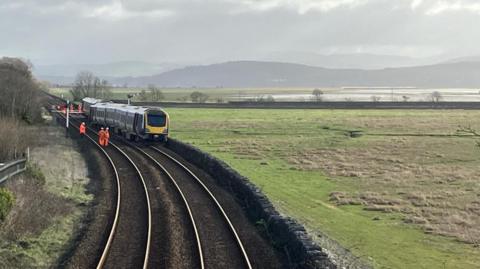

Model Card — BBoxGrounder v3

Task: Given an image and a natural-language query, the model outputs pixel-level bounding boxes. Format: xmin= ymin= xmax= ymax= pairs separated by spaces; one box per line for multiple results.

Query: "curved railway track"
xmin=137 ymin=145 xmax=253 ymax=269
xmin=45 ymin=94 xmax=255 ymax=268
xmin=95 ymin=141 xmax=152 ymax=269
xmin=47 ymin=99 xmax=152 ymax=268
xmin=50 ymin=104 xmax=203 ymax=268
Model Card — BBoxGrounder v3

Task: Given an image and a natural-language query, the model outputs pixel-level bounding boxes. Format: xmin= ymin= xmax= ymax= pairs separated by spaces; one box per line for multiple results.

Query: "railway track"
xmin=48 ymin=104 xmax=152 ymax=268
xmin=136 ymin=145 xmax=253 ymax=269
xmin=45 ymin=94 xmax=254 ymax=268
xmin=95 ymin=141 xmax=152 ymax=269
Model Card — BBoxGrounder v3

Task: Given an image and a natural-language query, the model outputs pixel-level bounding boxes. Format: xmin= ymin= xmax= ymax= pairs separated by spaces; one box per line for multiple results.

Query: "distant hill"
xmin=261 ymin=52 xmax=437 ymax=70
xmin=33 ymin=61 xmax=181 ymax=84
xmin=112 ymin=60 xmax=480 ymax=88
xmin=444 ymin=55 xmax=480 ymax=64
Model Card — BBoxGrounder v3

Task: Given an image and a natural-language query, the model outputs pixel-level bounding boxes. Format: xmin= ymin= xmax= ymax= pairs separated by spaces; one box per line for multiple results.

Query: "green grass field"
xmin=167 ymin=108 xmax=480 ymax=268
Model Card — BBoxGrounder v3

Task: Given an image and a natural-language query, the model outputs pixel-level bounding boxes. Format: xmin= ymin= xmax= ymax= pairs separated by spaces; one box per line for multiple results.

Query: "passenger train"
xmin=82 ymin=98 xmax=169 ymax=142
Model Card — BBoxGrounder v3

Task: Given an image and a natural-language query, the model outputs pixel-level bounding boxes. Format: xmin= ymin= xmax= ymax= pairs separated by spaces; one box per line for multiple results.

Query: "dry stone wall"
xmin=166 ymin=139 xmax=336 ymax=269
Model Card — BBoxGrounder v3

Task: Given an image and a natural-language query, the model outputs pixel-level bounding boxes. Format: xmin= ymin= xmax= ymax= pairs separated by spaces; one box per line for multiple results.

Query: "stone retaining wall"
xmin=166 ymin=139 xmax=336 ymax=269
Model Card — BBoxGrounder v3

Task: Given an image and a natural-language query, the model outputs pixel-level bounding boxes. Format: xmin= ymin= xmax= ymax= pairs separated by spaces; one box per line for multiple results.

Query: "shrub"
xmin=190 ymin=91 xmax=209 ymax=103
xmin=25 ymin=163 xmax=46 ymax=186
xmin=0 ymin=117 xmax=32 ymax=162
xmin=0 ymin=188 xmax=15 ymax=221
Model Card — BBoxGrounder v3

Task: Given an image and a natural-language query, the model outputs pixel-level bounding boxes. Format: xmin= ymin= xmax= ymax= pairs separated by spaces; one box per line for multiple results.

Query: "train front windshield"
xmin=147 ymin=114 xmax=166 ymax=127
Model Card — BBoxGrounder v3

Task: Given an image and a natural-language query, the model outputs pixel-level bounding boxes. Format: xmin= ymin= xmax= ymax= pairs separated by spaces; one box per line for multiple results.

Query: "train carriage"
xmin=91 ymin=103 xmax=108 ymax=126
xmin=89 ymin=101 xmax=169 ymax=142
xmin=82 ymin=97 xmax=102 ymax=116
xmin=105 ymin=103 xmax=127 ymax=128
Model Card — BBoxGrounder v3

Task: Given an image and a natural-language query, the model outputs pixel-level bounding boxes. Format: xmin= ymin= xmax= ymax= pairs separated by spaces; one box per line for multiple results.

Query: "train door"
xmin=133 ymin=113 xmax=145 ymax=136
xmin=89 ymin=107 xmax=95 ymax=122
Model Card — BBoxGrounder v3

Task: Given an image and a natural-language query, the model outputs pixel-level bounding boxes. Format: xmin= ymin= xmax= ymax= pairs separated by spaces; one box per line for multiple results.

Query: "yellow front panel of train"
xmin=145 ymin=112 xmax=169 ymax=135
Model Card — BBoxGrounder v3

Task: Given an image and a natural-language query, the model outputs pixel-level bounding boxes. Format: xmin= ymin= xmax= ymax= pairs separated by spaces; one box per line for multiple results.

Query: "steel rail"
xmin=150 ymin=146 xmax=253 ymax=269
xmin=108 ymin=142 xmax=152 ymax=269
xmin=50 ymin=103 xmax=152 ymax=269
xmin=72 ymin=117 xmax=153 ymax=269
xmin=132 ymin=145 xmax=205 ymax=269
xmin=48 ymin=106 xmax=122 ymax=269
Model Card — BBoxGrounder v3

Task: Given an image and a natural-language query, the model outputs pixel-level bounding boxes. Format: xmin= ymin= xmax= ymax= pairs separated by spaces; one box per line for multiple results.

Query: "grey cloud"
xmin=1 ymin=0 xmax=480 ymax=66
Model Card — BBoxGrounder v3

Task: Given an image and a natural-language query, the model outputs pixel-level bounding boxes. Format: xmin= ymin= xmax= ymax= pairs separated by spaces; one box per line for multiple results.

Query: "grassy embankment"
xmin=167 ymin=108 xmax=480 ymax=269
xmin=0 ymin=124 xmax=93 ymax=267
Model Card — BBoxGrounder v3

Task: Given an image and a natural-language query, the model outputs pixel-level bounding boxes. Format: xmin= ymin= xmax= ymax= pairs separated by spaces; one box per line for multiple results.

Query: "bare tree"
xmin=312 ymin=88 xmax=324 ymax=102
xmin=430 ymin=91 xmax=443 ymax=102
xmin=198 ymin=93 xmax=209 ymax=103
xmin=190 ymin=91 xmax=201 ymax=102
xmin=138 ymin=89 xmax=148 ymax=101
xmin=148 ymin=84 xmax=164 ymax=101
xmin=70 ymin=71 xmax=94 ymax=100
xmin=98 ymin=79 xmax=112 ymax=99
xmin=70 ymin=71 xmax=111 ymax=100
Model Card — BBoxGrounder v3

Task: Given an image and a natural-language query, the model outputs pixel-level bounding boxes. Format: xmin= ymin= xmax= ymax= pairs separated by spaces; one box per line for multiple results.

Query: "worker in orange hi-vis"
xmin=105 ymin=127 xmax=110 ymax=146
xmin=98 ymin=127 xmax=106 ymax=146
xmin=79 ymin=122 xmax=86 ymax=137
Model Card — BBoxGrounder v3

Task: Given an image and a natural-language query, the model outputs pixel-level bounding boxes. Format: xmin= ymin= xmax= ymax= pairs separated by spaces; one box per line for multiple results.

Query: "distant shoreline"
xmin=112 ymin=100 xmax=480 ymax=110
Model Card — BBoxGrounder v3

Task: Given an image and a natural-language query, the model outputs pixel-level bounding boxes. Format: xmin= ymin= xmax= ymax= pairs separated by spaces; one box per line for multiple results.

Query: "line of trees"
xmin=0 ymin=57 xmax=43 ymax=162
xmin=127 ymin=87 xmax=448 ymax=104
xmin=0 ymin=57 xmax=42 ymax=123
xmin=311 ymin=88 xmax=445 ymax=102
xmin=176 ymin=91 xmax=209 ymax=103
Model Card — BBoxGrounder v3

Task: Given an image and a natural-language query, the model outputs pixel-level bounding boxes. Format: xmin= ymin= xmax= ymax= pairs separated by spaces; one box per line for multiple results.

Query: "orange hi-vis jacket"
xmin=104 ymin=130 xmax=110 ymax=146
xmin=98 ymin=130 xmax=106 ymax=146
xmin=79 ymin=124 xmax=86 ymax=134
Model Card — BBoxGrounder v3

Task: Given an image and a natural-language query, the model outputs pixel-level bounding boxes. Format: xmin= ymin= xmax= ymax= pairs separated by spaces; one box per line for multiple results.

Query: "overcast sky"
xmin=1 ymin=0 xmax=480 ymax=65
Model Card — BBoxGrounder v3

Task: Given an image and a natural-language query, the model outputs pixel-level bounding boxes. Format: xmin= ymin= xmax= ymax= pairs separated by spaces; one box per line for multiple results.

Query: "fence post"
xmin=66 ymin=100 xmax=70 ymax=138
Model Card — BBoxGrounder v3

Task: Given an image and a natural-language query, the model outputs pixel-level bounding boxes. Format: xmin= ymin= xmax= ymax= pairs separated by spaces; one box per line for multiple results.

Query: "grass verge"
xmin=0 ymin=123 xmax=93 ymax=267
xmin=167 ymin=108 xmax=480 ymax=268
